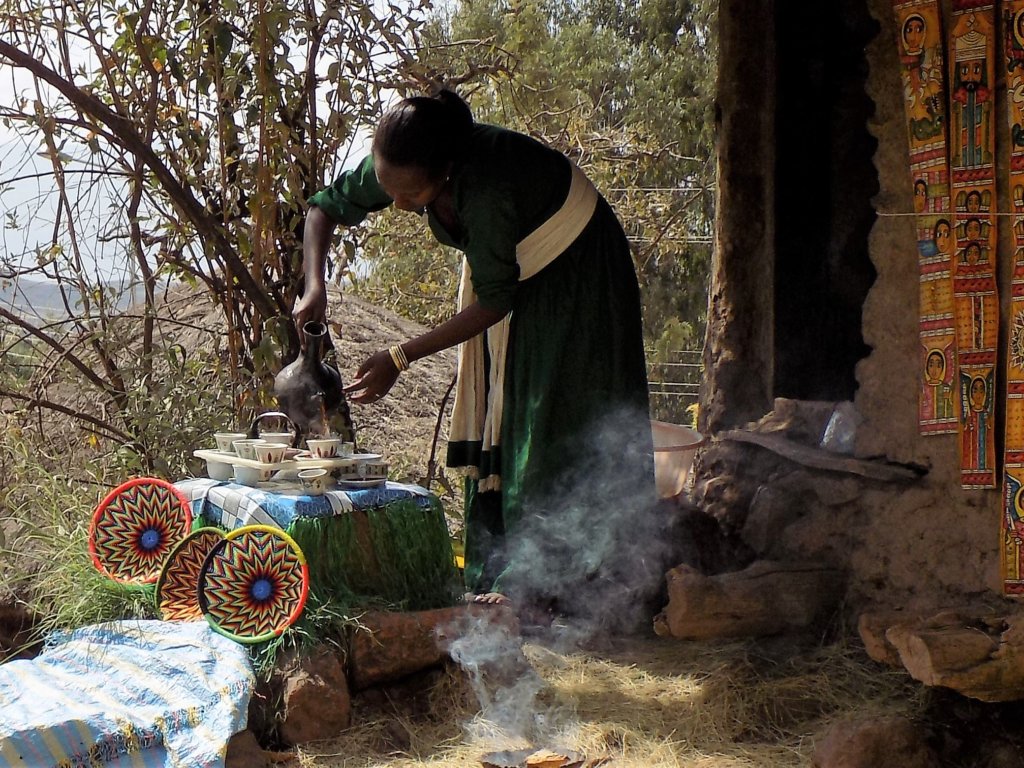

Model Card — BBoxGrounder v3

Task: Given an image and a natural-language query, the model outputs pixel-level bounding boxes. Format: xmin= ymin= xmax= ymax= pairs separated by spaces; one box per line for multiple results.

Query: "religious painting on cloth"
xmin=1001 ymin=0 xmax=1024 ymax=594
xmin=893 ymin=0 xmax=959 ymax=437
xmin=948 ymin=0 xmax=999 ymax=489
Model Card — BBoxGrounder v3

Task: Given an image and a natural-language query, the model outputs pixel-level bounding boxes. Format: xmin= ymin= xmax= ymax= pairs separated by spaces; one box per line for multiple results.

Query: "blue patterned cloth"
xmin=175 ymin=478 xmax=434 ymax=531
xmin=0 ymin=620 xmax=253 ymax=767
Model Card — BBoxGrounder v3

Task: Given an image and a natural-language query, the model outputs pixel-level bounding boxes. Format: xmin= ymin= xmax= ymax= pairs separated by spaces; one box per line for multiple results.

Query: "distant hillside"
xmin=0 ymin=278 xmax=144 ymax=320
xmin=2 ymin=276 xmax=459 ymax=489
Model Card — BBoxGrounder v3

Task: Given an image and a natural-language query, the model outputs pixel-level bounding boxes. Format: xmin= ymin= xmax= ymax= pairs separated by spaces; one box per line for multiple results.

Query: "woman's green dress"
xmin=309 ymin=123 xmax=655 ymax=607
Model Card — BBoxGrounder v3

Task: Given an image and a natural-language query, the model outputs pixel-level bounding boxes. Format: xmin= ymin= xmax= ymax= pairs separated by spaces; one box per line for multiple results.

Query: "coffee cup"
xmin=298 ymin=468 xmax=329 ymax=496
xmin=206 ymin=456 xmax=234 ymax=480
xmin=358 ymin=461 xmax=388 ymax=479
xmin=258 ymin=431 xmax=296 ymax=448
xmin=255 ymin=442 xmax=288 ymax=465
xmin=215 ymin=431 xmax=247 ymax=453
xmin=234 ymin=463 xmax=272 ymax=486
xmin=232 ymin=438 xmax=266 ymax=460
xmin=306 ymin=437 xmax=343 ymax=459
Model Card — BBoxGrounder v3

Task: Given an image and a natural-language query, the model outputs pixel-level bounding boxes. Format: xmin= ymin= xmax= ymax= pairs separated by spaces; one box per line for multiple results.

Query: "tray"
xmin=337 ymin=478 xmax=387 ymax=489
xmin=194 ymin=449 xmax=382 ymax=472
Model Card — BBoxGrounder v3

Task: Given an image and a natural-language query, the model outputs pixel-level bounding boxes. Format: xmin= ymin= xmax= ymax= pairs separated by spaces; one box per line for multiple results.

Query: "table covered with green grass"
xmin=174 ymin=478 xmax=459 ymax=614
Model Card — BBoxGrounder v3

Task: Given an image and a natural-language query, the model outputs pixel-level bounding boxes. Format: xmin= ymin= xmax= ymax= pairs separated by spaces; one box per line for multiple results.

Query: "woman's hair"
xmin=372 ymin=89 xmax=474 ymax=180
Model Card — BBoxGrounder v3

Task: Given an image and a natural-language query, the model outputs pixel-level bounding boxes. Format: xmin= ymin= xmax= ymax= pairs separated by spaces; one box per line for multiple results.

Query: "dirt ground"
xmin=321 ymin=287 xmax=459 ymax=488
xmin=147 ymin=284 xmax=460 ymax=488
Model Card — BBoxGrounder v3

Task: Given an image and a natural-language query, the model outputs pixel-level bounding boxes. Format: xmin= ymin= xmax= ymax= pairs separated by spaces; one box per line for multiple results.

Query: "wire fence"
xmin=647 ymin=348 xmax=702 ymax=425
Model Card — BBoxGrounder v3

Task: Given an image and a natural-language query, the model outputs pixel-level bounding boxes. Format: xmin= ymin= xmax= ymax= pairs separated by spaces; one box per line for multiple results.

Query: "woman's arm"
xmin=344 ymin=301 xmax=506 ymax=403
xmin=404 ymin=302 xmax=505 ymax=363
xmin=292 ymin=205 xmax=337 ymax=348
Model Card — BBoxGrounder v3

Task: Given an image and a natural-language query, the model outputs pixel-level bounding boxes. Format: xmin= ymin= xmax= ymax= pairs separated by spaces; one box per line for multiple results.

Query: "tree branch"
xmin=0 ymin=390 xmax=135 ymax=445
xmin=0 ymin=40 xmax=278 ymax=321
xmin=0 ymin=305 xmax=116 ymax=396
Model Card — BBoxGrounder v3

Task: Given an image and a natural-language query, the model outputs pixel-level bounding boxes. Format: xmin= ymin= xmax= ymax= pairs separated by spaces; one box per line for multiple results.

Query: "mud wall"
xmin=856 ymin=0 xmax=1000 ymax=604
xmin=699 ymin=0 xmax=1006 ymax=613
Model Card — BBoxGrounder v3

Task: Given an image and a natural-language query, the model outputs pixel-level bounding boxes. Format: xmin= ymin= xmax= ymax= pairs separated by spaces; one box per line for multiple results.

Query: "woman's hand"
xmin=344 ymin=350 xmax=400 ymax=403
xmin=342 ymin=302 xmax=507 ymax=404
xmin=292 ymin=279 xmax=328 ymax=349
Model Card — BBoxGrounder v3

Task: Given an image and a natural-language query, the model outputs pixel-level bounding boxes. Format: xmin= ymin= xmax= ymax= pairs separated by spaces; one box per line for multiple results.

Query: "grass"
xmin=0 ymin=432 xmax=159 ymax=640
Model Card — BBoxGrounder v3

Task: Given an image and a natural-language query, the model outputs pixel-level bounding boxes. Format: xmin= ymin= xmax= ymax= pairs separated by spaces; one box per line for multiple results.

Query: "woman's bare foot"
xmin=464 ymin=591 xmax=511 ymax=606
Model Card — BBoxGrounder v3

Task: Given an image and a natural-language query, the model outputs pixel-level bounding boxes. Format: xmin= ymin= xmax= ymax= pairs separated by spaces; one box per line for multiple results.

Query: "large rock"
xmin=654 ymin=560 xmax=844 ymax=639
xmin=348 ymin=604 xmax=518 ymax=691
xmin=274 ymin=648 xmax=352 ymax=746
xmin=885 ymin=610 xmax=1024 ymax=703
xmin=225 ymin=729 xmax=295 ymax=767
xmin=812 ymin=716 xmax=939 ymax=768
xmin=742 ymin=471 xmax=865 ymax=560
xmin=247 ymin=647 xmax=352 ymax=749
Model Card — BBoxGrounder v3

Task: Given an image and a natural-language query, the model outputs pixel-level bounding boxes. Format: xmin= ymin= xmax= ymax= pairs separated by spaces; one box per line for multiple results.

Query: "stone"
xmin=885 ymin=610 xmax=1024 ymax=702
xmin=696 ymin=472 xmax=760 ymax=531
xmin=349 ymin=604 xmax=518 ymax=691
xmin=742 ymin=484 xmax=807 ymax=557
xmin=226 ymin=730 xmax=273 ymax=768
xmin=746 ymin=397 xmax=838 ymax=445
xmin=812 ymin=716 xmax=939 ymax=768
xmin=654 ymin=559 xmax=844 ymax=639
xmin=277 ymin=648 xmax=351 ymax=746
xmin=0 ymin=602 xmax=39 ymax=662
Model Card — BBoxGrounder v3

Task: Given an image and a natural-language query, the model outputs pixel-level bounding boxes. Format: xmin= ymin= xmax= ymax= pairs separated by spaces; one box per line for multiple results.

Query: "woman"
xmin=295 ymin=90 xmax=655 ymax=618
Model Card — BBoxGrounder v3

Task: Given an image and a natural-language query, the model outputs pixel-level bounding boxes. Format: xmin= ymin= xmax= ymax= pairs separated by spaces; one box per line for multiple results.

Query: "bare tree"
xmin=0 ymin=0 xmax=431 ymax=467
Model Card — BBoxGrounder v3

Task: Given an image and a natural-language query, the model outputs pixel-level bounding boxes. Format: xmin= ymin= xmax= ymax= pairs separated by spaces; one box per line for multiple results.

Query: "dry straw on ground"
xmin=289 ymin=634 xmax=926 ymax=768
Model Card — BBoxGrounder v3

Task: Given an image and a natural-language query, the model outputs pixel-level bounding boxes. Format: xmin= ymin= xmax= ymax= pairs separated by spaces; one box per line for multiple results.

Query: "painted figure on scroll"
xmin=914 ymin=179 xmax=928 ymax=213
xmin=923 ymin=349 xmax=953 ymax=420
xmin=960 ymin=372 xmax=993 ymax=470
xmin=961 ymin=216 xmax=983 ymax=242
xmin=899 ymin=12 xmax=943 ymax=140
xmin=950 ymin=23 xmax=993 ymax=168
xmin=933 ymin=219 xmax=953 ymax=256
xmin=293 ymin=90 xmax=655 ymax=621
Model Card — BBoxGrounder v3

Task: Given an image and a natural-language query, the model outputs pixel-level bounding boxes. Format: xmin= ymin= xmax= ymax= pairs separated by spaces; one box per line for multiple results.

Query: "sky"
xmin=0 ymin=65 xmax=70 ymax=276
xmin=0 ymin=28 xmax=373 ymax=290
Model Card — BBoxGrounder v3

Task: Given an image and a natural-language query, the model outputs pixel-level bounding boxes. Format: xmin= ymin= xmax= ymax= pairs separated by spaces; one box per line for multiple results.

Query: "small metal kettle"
xmin=247 ymin=411 xmax=300 ymax=447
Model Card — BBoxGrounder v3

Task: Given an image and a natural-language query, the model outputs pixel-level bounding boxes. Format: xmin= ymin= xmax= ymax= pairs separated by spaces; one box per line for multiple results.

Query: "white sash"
xmin=449 ymin=161 xmax=599 ymax=490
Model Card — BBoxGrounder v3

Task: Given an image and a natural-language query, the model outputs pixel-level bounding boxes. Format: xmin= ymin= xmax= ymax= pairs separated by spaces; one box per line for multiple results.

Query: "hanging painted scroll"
xmin=1002 ymin=1 xmax=1024 ymax=594
xmin=893 ymin=0 xmax=958 ymax=436
xmin=948 ymin=1 xmax=999 ymax=489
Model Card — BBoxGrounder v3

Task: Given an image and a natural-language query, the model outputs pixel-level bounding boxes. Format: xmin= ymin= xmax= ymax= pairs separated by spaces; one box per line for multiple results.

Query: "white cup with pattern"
xmin=306 ymin=438 xmax=342 ymax=459
xmin=298 ymin=468 xmax=329 ymax=496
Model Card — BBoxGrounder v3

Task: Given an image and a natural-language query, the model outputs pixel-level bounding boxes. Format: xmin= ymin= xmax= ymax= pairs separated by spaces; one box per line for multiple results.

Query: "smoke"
xmin=497 ymin=404 xmax=670 ymax=642
xmin=442 ymin=610 xmax=578 ymax=749
xmin=439 ymin=407 xmax=674 ymax=750
xmin=446 ymin=613 xmax=543 ymax=743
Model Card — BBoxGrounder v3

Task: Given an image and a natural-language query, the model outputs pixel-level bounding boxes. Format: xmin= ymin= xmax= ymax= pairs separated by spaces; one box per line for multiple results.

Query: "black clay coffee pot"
xmin=274 ymin=320 xmax=350 ymax=436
